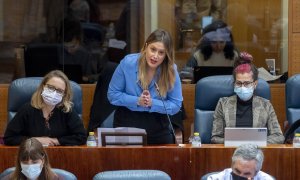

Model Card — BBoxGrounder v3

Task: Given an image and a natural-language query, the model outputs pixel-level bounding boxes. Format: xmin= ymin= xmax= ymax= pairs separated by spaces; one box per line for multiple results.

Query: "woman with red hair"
xmin=211 ymin=52 xmax=284 ymax=144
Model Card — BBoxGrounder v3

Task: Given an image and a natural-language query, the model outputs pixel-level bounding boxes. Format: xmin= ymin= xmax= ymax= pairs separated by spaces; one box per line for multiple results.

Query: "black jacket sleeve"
xmin=4 ymin=104 xmax=31 ymax=145
xmin=88 ymin=62 xmax=118 ymax=132
xmin=57 ymin=110 xmax=87 ymax=146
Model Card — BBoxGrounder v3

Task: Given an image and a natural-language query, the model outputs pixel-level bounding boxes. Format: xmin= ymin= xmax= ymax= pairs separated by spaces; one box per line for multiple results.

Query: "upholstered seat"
xmin=201 ymin=171 xmax=220 ymax=180
xmin=194 ymin=75 xmax=270 ymax=143
xmin=0 ymin=167 xmax=77 ymax=180
xmin=7 ymin=77 xmax=82 ymax=121
xmin=93 ymin=170 xmax=171 ymax=180
xmin=286 ymin=74 xmax=300 ymax=127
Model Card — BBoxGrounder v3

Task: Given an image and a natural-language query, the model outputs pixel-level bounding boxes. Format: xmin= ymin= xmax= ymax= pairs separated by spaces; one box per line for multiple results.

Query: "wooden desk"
xmin=0 ymin=144 xmax=297 ymax=180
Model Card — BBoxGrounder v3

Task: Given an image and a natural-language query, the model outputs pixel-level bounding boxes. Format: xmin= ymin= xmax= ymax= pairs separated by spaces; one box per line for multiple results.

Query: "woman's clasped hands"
xmin=138 ymin=90 xmax=152 ymax=107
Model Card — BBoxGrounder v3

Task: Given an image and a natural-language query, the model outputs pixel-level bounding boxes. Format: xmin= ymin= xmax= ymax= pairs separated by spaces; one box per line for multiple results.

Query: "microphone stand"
xmin=154 ymin=83 xmax=177 ymax=145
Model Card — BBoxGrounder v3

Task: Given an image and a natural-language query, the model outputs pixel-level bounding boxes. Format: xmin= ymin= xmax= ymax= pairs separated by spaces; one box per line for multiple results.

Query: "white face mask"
xmin=41 ymin=88 xmax=63 ymax=106
xmin=21 ymin=163 xmax=43 ymax=180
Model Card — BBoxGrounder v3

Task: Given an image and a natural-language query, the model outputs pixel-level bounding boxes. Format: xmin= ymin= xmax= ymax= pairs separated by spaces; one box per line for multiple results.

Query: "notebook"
xmin=193 ymin=66 xmax=233 ymax=83
xmin=224 ymin=127 xmax=267 ymax=147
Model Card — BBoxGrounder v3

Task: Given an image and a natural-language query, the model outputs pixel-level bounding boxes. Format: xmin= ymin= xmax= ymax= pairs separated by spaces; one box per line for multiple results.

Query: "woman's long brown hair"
xmin=138 ymin=29 xmax=175 ymax=97
xmin=9 ymin=138 xmax=57 ymax=180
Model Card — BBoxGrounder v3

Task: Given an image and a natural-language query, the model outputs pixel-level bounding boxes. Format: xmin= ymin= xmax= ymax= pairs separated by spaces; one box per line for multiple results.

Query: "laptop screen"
xmin=224 ymin=127 xmax=267 ymax=147
xmin=193 ymin=66 xmax=233 ymax=83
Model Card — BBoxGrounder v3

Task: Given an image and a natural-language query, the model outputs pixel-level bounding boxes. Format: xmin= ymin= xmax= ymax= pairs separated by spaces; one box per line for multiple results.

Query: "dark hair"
xmin=62 ymin=15 xmax=83 ymax=42
xmin=197 ymin=20 xmax=235 ymax=61
xmin=233 ymin=52 xmax=258 ymax=81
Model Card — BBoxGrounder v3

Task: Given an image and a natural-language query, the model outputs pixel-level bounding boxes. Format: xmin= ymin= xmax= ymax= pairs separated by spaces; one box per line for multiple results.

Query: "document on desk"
xmin=258 ymin=67 xmax=282 ymax=81
xmin=97 ymin=127 xmax=146 ymax=146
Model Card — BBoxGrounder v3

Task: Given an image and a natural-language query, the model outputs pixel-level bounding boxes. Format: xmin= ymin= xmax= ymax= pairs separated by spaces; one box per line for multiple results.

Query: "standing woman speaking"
xmin=108 ymin=29 xmax=183 ymax=144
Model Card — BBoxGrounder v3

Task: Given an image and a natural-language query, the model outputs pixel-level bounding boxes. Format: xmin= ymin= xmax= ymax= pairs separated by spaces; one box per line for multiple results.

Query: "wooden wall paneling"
xmin=139 ymin=0 xmax=145 ymax=48
xmin=226 ymin=0 xmax=249 ymax=52
xmin=0 ymin=84 xmax=9 ymax=134
xmin=292 ymin=0 xmax=300 ymax=33
xmin=289 ymin=34 xmax=300 ymax=76
xmin=80 ymin=84 xmax=96 ymax=128
xmin=193 ymin=147 xmax=234 ymax=179
xmin=48 ymin=147 xmax=192 ymax=180
xmin=157 ymin=0 xmax=176 ymax=43
xmin=227 ymin=0 xmax=281 ymax=69
xmin=182 ymin=84 xmax=195 ymax=142
xmin=270 ymin=84 xmax=286 ymax=130
xmin=289 ymin=0 xmax=300 ymax=76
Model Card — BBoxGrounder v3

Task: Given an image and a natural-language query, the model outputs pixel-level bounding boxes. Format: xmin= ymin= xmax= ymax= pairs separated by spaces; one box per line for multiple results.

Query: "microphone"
xmin=154 ymin=82 xmax=177 ymax=144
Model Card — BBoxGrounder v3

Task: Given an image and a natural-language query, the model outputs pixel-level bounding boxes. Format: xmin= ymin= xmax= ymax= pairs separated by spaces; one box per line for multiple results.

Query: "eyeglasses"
xmin=45 ymin=84 xmax=65 ymax=95
xmin=234 ymin=81 xmax=254 ymax=88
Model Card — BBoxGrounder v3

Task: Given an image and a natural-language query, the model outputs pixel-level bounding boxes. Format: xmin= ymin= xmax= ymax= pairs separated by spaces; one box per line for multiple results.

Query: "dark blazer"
xmin=88 ymin=62 xmax=118 ymax=132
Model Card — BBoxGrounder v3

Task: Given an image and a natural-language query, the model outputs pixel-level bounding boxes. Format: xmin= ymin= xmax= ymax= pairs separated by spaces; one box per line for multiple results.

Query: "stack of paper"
xmin=258 ymin=67 xmax=282 ymax=82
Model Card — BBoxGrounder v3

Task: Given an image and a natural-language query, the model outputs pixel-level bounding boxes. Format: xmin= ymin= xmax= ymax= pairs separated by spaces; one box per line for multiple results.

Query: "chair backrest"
xmin=201 ymin=171 xmax=220 ymax=180
xmin=81 ymin=22 xmax=106 ymax=48
xmin=100 ymin=111 xmax=114 ymax=128
xmin=52 ymin=168 xmax=77 ymax=180
xmin=286 ymin=74 xmax=300 ymax=127
xmin=7 ymin=77 xmax=82 ymax=121
xmin=194 ymin=75 xmax=270 ymax=144
xmin=0 ymin=167 xmax=77 ymax=180
xmin=93 ymin=170 xmax=171 ymax=180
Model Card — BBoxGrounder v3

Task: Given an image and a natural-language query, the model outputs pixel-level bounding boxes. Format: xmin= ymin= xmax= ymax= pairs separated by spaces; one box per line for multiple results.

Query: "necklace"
xmin=44 ymin=111 xmax=53 ymax=129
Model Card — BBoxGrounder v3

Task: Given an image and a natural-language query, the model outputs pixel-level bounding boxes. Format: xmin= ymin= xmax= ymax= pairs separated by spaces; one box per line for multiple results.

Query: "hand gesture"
xmin=34 ymin=137 xmax=60 ymax=146
xmin=138 ymin=90 xmax=152 ymax=107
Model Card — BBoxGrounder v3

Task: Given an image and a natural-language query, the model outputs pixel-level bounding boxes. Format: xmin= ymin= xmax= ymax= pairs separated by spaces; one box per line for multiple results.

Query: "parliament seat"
xmin=201 ymin=171 xmax=220 ymax=180
xmin=0 ymin=167 xmax=77 ymax=180
xmin=7 ymin=77 xmax=82 ymax=121
xmin=194 ymin=75 xmax=270 ymax=143
xmin=81 ymin=22 xmax=106 ymax=50
xmin=286 ymin=74 xmax=300 ymax=128
xmin=93 ymin=170 xmax=171 ymax=180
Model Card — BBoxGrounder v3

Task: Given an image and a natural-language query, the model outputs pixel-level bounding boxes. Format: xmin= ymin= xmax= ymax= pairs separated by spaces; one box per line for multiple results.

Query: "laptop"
xmin=224 ymin=127 xmax=267 ymax=147
xmin=193 ymin=66 xmax=233 ymax=83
